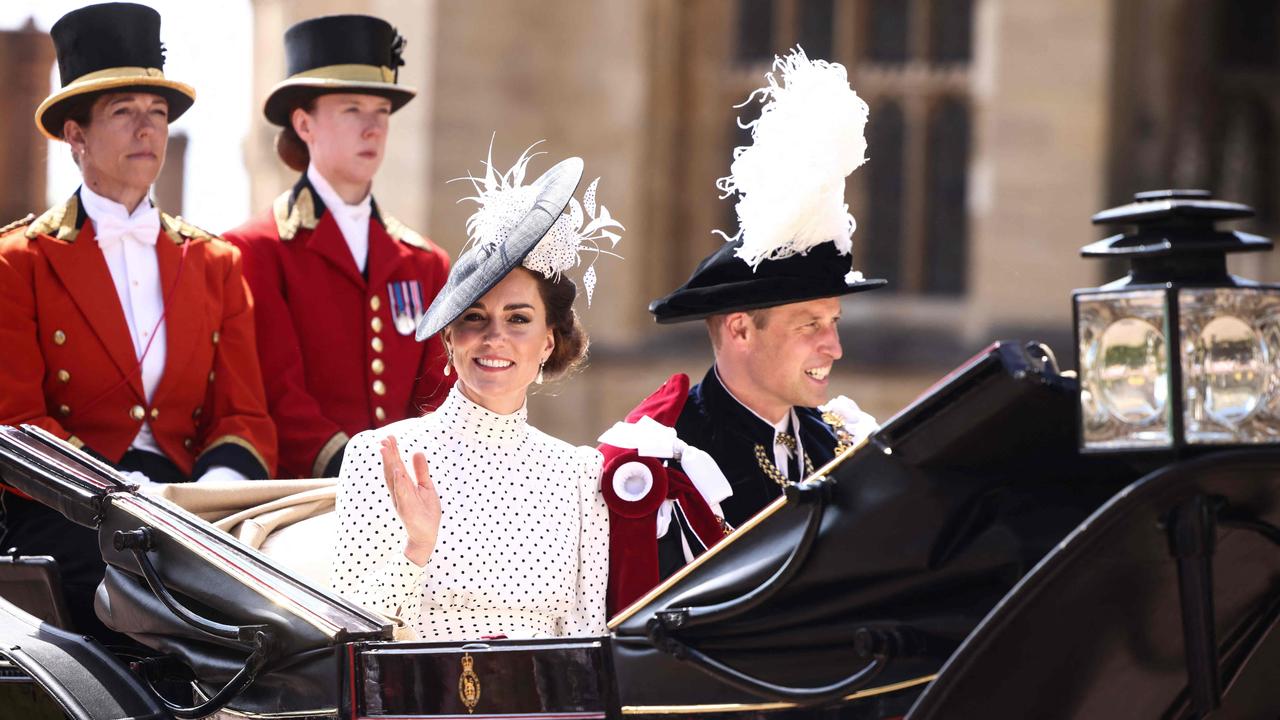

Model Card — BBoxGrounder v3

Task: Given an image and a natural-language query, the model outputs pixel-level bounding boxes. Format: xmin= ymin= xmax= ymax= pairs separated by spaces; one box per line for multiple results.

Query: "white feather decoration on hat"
xmin=714 ymin=47 xmax=870 ymax=270
xmin=457 ymin=139 xmax=624 ymax=305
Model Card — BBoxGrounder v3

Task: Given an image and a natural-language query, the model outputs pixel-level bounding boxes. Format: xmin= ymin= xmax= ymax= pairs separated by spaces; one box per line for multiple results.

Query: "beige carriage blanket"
xmin=148 ymin=479 xmax=410 ymax=640
xmin=149 ymin=478 xmax=337 ymax=587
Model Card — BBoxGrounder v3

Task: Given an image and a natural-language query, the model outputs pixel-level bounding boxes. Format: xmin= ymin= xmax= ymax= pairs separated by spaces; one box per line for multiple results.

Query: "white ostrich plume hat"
xmin=714 ymin=46 xmax=870 ymax=270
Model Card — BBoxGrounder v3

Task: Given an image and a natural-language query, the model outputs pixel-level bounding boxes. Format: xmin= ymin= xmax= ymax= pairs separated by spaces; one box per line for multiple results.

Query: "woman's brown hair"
xmin=275 ymin=98 xmax=317 ymax=172
xmin=533 ymin=270 xmax=588 ymax=380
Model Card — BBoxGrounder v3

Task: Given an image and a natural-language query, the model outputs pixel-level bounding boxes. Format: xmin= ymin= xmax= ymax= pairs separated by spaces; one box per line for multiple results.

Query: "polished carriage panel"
xmin=352 ymin=638 xmax=618 ymax=719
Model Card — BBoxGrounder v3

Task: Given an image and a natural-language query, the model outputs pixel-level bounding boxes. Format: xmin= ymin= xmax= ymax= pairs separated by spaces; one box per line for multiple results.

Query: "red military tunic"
xmin=0 ymin=195 xmax=277 ymax=479
xmin=222 ymin=176 xmax=453 ymax=478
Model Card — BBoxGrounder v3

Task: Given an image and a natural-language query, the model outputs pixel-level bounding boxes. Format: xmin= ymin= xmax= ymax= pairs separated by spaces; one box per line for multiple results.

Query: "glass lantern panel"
xmin=1180 ymin=287 xmax=1280 ymax=444
xmin=1077 ymin=290 xmax=1173 ymax=450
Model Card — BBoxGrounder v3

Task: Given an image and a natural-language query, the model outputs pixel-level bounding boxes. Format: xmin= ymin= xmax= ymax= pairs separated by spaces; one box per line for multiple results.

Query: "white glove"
xmin=196 ymin=465 xmax=249 ymax=484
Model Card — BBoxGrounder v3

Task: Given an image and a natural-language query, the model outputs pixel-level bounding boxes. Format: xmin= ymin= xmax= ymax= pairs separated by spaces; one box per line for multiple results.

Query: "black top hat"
xmin=415 ymin=157 xmax=585 ymax=340
xmin=35 ymin=3 xmax=196 ymax=141
xmin=263 ymin=14 xmax=416 ymax=126
xmin=649 ymin=240 xmax=887 ymax=324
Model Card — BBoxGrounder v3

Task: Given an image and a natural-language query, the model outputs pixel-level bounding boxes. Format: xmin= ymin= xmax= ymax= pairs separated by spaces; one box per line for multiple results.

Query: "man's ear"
xmin=723 ymin=312 xmax=753 ymax=345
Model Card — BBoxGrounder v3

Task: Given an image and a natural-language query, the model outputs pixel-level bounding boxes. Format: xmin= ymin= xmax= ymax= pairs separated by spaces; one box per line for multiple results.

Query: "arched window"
xmin=865 ymin=100 xmax=906 ymax=291
xmin=924 ymin=96 xmax=969 ymax=295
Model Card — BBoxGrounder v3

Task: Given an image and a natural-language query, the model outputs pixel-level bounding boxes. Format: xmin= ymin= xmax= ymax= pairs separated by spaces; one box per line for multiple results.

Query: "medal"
xmin=387 ymin=280 xmax=426 ymax=336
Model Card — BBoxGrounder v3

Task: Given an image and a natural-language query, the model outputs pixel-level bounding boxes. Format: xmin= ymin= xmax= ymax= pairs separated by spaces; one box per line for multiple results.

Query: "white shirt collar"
xmin=306 ymin=165 xmax=372 ymax=219
xmin=79 ymin=183 xmax=154 ymax=225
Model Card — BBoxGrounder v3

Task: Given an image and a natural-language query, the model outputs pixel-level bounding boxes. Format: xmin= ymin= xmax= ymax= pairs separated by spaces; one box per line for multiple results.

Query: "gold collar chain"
xmin=754 ymin=443 xmax=814 ymax=488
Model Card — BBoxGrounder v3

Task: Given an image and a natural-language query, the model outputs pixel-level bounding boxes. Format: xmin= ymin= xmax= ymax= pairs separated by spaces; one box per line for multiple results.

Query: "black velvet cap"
xmin=264 ymin=14 xmax=416 ymax=126
xmin=649 ymin=240 xmax=887 ymax=324
xmin=36 ymin=3 xmax=195 ymax=140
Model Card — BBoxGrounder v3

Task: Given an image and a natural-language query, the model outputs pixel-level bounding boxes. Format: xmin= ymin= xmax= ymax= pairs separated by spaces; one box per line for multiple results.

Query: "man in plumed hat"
xmin=223 ymin=15 xmax=452 ymax=479
xmin=0 ymin=2 xmax=276 ymax=638
xmin=601 ymin=48 xmax=881 ymax=613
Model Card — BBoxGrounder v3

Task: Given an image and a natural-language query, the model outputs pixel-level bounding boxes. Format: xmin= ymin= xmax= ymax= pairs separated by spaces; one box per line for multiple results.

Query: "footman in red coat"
xmin=223 ymin=14 xmax=452 ymax=478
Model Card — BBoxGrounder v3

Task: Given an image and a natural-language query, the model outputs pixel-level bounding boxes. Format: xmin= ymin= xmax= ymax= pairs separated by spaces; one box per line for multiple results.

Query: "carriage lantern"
xmin=1074 ymin=189 xmax=1280 ymax=453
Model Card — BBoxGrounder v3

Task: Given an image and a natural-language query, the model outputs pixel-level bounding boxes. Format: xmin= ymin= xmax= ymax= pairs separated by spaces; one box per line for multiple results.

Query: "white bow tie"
xmin=94 ymin=209 xmax=161 ymax=250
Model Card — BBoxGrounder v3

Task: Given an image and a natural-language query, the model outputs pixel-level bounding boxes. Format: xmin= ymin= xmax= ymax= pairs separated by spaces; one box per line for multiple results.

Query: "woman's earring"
xmin=536 ymin=360 xmax=545 ymax=385
xmin=443 ymin=348 xmax=453 ymax=377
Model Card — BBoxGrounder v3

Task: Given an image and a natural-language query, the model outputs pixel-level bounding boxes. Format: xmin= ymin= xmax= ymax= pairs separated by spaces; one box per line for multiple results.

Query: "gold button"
xmin=208 ymin=370 xmax=216 ymax=383
xmin=56 ymin=370 xmax=70 ymax=383
xmin=211 ymin=330 xmax=220 ymax=345
xmin=371 ymin=358 xmax=385 ymax=375
xmin=183 ymin=437 xmax=194 ymax=450
xmin=371 ymin=317 xmax=383 ymax=333
xmin=193 ymin=406 xmax=203 ymax=419
xmin=129 ymin=405 xmax=145 ymax=421
xmin=374 ymin=406 xmax=386 ymax=422
xmin=149 ymin=407 xmax=159 ymax=420
xmin=370 ymin=296 xmax=381 ymax=311
xmin=53 ymin=330 xmax=66 ymax=345
xmin=372 ymin=380 xmax=387 ymax=396
xmin=371 ymin=337 xmax=384 ymax=353
xmin=58 ymin=404 xmax=70 ymax=417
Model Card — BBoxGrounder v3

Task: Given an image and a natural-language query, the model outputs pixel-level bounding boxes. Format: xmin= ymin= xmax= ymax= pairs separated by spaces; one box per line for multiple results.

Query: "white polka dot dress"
xmin=329 ymin=385 xmax=609 ymax=641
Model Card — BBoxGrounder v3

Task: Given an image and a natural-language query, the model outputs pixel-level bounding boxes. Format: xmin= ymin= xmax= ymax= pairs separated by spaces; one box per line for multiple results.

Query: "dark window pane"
xmin=929 ymin=0 xmax=973 ymax=63
xmin=738 ymin=0 xmax=775 ymax=63
xmin=1218 ymin=96 xmax=1276 ymax=227
xmin=865 ymin=101 xmax=906 ymax=292
xmin=924 ymin=97 xmax=969 ymax=295
xmin=866 ymin=0 xmax=910 ymax=64
xmin=1219 ymin=0 xmax=1278 ymax=69
xmin=798 ymin=0 xmax=835 ymax=60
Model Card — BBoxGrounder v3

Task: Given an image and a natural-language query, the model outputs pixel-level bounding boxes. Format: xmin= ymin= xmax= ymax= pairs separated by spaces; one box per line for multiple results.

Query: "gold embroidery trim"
xmin=26 ymin=196 xmax=80 ymax=242
xmin=273 ymin=187 xmax=318 ymax=241
xmin=382 ymin=214 xmax=431 ymax=251
xmin=312 ymin=431 xmax=350 ymax=478
xmin=0 ymin=213 xmax=34 ymax=236
xmin=200 ymin=434 xmax=269 ymax=475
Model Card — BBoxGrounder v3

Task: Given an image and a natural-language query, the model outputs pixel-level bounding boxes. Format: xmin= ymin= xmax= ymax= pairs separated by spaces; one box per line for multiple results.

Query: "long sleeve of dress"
xmin=559 ymin=447 xmax=610 ymax=636
xmin=330 ymin=429 xmax=425 ymax=622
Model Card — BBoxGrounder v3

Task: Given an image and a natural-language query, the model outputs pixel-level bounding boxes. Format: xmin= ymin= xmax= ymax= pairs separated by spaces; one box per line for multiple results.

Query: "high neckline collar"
xmin=79 ymin=183 xmax=155 ymax=223
xmin=307 ymin=164 xmax=371 ymax=216
xmin=435 ymin=385 xmax=528 ymax=444
xmin=712 ymin=365 xmax=792 ymax=431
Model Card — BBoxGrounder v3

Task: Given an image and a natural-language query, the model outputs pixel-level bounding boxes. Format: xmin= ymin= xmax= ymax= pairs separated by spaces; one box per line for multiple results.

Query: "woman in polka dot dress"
xmin=330 ymin=150 xmax=621 ymax=641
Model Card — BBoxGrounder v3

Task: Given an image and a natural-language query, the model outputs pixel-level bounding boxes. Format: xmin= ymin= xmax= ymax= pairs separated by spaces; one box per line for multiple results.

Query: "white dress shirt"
xmin=81 ymin=184 xmax=166 ymax=457
xmin=82 ymin=185 xmax=246 ymax=483
xmin=306 ymin=165 xmax=372 ymax=273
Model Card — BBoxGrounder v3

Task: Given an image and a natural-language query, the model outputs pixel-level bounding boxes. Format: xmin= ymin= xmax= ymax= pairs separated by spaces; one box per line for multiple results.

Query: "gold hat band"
xmin=290 ymin=63 xmax=395 ymax=84
xmin=68 ymin=66 xmax=167 ymax=85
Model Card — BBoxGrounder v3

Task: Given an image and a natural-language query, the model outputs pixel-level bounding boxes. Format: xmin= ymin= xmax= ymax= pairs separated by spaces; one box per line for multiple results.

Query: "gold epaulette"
xmin=273 ymin=186 xmax=318 ymax=241
xmin=25 ymin=196 xmax=80 ymax=242
xmin=0 ymin=213 xmax=35 ymax=236
xmin=383 ymin=214 xmax=434 ymax=252
xmin=161 ymin=212 xmax=218 ymax=245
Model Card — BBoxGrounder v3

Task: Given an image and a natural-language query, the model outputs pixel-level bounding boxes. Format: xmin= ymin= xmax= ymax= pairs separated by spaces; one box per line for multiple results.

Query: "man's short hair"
xmin=706 ymin=308 xmax=771 ymax=353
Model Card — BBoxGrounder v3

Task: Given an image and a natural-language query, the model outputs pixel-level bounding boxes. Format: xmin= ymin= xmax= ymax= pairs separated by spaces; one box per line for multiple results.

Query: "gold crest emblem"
xmin=458 ymin=652 xmax=481 ymax=713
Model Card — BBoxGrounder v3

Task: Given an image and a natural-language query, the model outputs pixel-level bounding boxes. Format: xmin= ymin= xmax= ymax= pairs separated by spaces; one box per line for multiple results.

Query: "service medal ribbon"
xmin=388 ymin=281 xmax=426 ymax=336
